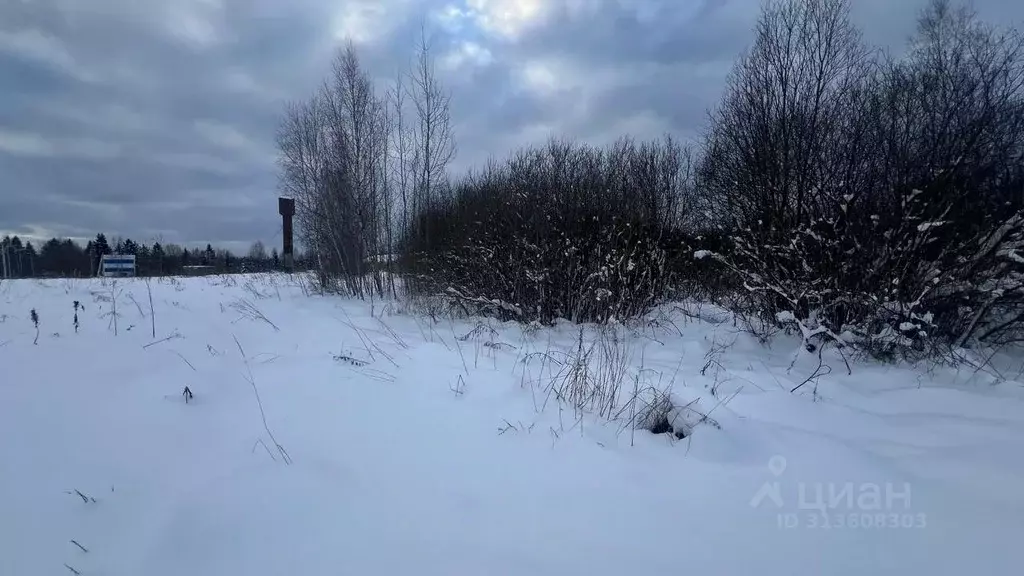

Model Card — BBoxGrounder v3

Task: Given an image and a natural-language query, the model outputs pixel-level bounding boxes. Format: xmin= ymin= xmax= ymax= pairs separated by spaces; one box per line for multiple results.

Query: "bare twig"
xmin=146 ymin=277 xmax=156 ymax=339
xmin=791 ymin=347 xmax=832 ymax=394
xmin=174 ymin=352 xmax=197 ymax=372
xmin=234 ymin=335 xmax=292 ymax=464
xmin=142 ymin=332 xmax=181 ymax=349
xmin=69 ymin=540 xmax=88 ymax=553
xmin=65 ymin=489 xmax=95 ymax=504
xmin=252 ymin=438 xmax=277 ymax=462
xmin=229 ymin=298 xmax=280 ymax=331
xmin=127 ymin=292 xmax=146 ymax=318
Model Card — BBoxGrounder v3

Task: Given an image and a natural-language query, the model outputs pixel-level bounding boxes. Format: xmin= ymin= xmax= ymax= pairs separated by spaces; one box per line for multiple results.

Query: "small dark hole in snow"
xmin=648 ymin=416 xmax=687 ymax=439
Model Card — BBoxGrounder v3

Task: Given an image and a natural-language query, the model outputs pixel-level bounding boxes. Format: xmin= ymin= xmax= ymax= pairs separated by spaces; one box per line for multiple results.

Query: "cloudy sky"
xmin=1 ymin=0 xmax=1021 ymax=253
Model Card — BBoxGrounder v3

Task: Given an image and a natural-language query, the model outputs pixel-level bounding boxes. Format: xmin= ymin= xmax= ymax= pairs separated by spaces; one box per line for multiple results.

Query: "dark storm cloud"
xmin=1 ymin=0 xmax=1022 ymax=249
xmin=0 ymin=0 xmax=333 ymax=249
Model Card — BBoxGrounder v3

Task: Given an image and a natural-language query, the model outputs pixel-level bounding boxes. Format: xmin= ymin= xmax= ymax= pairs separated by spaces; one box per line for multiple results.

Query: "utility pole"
xmin=278 ymin=196 xmax=295 ymax=272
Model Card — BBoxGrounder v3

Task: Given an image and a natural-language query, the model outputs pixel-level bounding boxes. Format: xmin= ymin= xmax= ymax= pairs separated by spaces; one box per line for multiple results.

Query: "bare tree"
xmin=389 ymin=70 xmax=415 ymax=235
xmin=247 ymin=241 xmax=268 ymax=261
xmin=277 ymin=42 xmax=397 ymax=297
xmin=406 ymin=28 xmax=457 ymax=244
xmin=699 ymin=0 xmax=870 ymax=233
xmin=278 ymin=98 xmax=329 ymax=260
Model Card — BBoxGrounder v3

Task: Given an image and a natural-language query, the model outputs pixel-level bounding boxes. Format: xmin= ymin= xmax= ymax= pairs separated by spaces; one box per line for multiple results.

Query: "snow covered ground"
xmin=1 ymin=273 xmax=1023 ymax=575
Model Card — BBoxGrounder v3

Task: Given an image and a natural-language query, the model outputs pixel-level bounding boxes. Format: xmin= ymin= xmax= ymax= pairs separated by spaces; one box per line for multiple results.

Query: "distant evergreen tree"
xmin=91 ymin=234 xmax=112 ymax=276
xmin=39 ymin=238 xmax=88 ymax=276
xmin=94 ymin=234 xmax=112 ymax=256
xmin=136 ymin=244 xmax=151 ymax=275
xmin=151 ymin=242 xmax=165 ymax=275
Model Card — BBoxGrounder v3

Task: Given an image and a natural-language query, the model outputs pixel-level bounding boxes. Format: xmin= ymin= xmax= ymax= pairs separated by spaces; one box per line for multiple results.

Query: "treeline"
xmin=280 ymin=0 xmax=1024 ymax=358
xmin=0 ymin=234 xmax=299 ymax=278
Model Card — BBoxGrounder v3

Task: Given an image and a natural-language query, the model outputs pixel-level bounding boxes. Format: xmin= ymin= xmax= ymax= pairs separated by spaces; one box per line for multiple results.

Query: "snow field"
xmin=1 ymin=274 xmax=1023 ymax=575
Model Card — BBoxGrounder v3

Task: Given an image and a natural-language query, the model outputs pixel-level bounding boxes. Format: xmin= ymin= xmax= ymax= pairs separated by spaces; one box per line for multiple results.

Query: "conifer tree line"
xmin=0 ymin=233 xmax=298 ymax=278
xmin=280 ymin=0 xmax=1024 ymax=356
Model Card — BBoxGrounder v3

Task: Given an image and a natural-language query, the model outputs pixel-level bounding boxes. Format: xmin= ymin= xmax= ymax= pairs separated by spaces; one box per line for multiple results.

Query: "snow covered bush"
xmin=696 ymin=0 xmax=1024 ymax=359
xmin=400 ymin=137 xmax=700 ymax=324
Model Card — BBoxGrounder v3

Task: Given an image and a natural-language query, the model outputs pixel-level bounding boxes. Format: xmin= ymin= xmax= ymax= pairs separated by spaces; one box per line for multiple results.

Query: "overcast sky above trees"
xmin=1 ymin=0 xmax=1021 ymax=252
